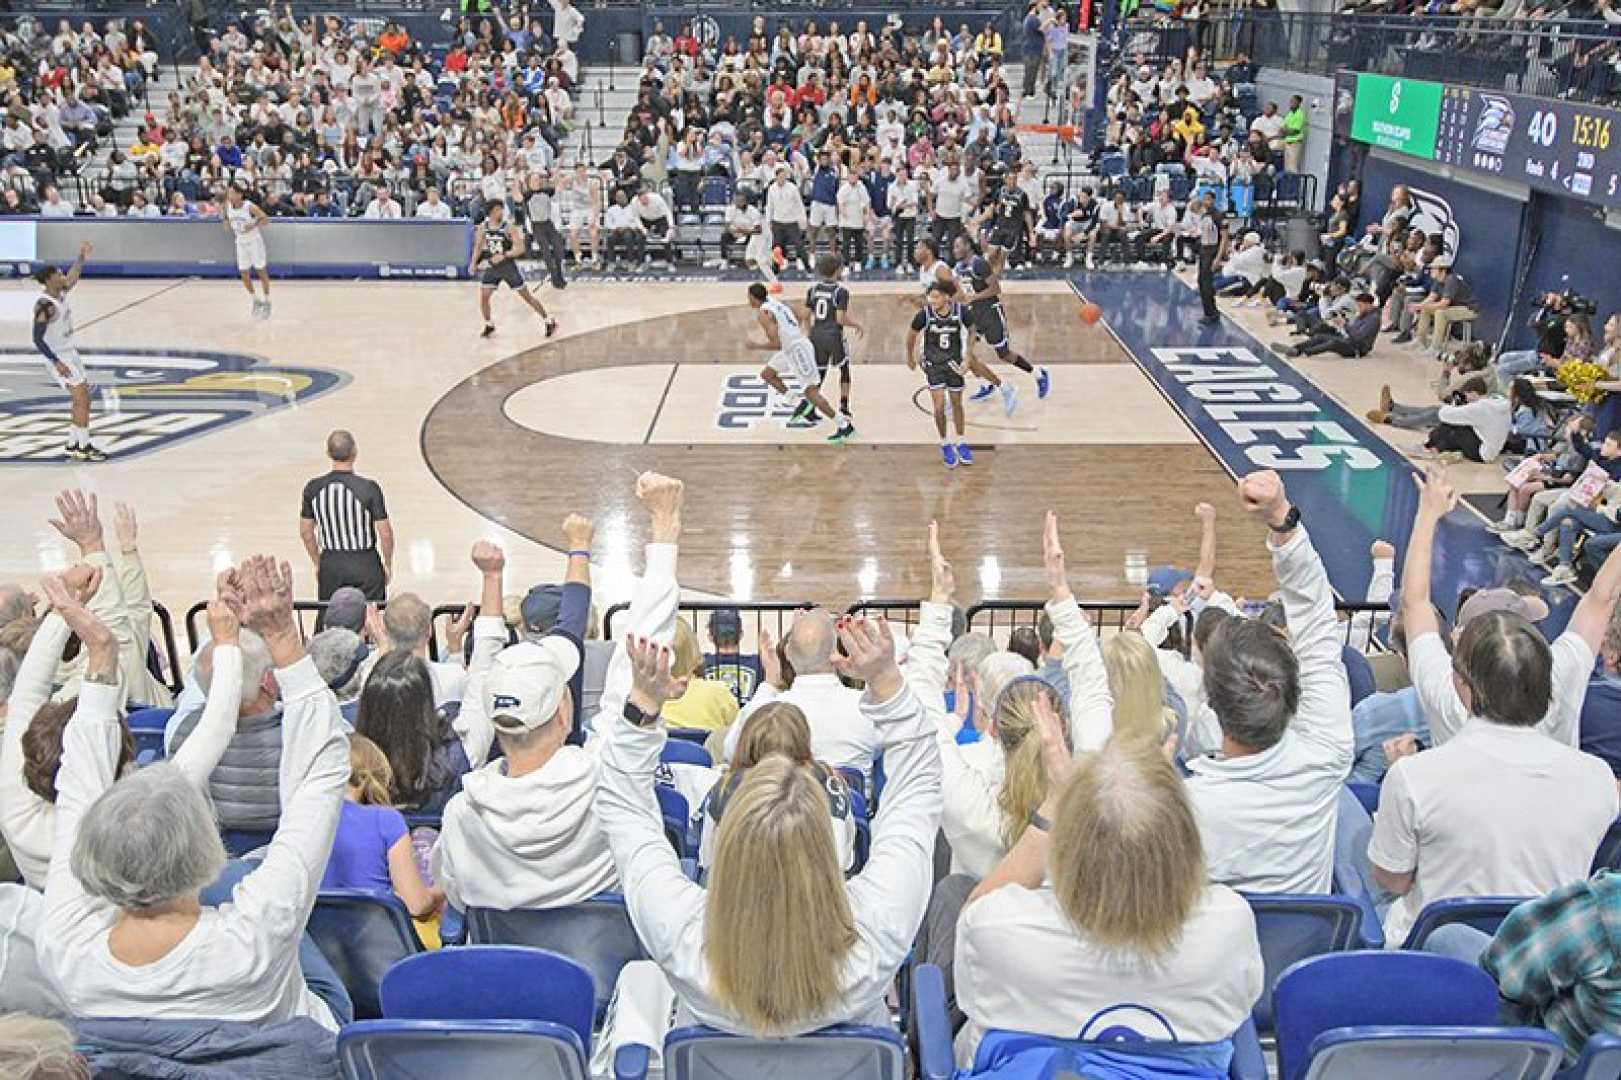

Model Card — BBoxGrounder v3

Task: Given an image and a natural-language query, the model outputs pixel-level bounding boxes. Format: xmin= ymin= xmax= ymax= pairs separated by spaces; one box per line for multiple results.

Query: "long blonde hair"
xmin=704 ymin=755 xmax=857 ymax=1032
xmin=1050 ymin=739 xmax=1204 ymax=956
xmin=992 ymin=675 xmax=1066 ymax=849
xmin=726 ymin=702 xmax=814 ymax=780
xmin=1103 ymin=632 xmax=1176 ymax=746
xmin=672 ymin=619 xmax=705 ymax=679
xmin=348 ymin=734 xmax=395 ymax=807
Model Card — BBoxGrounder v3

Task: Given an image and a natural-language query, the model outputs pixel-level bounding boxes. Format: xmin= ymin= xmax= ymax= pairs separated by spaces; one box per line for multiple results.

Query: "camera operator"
xmin=1496 ymin=289 xmax=1592 ymax=384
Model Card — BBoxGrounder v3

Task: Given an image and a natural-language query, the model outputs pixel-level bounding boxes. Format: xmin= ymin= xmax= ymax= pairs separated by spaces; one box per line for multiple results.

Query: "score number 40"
xmin=1527 ymin=108 xmax=1612 ymax=150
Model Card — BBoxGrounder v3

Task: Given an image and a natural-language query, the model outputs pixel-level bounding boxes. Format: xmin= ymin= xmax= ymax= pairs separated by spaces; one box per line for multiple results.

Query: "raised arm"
xmin=111 ymin=503 xmax=158 ymax=700
xmin=592 ymin=474 xmax=705 ymax=965
xmin=1566 ymin=532 xmax=1621 ymax=655
xmin=558 ymin=514 xmax=594 ymax=733
xmin=1047 ymin=511 xmax=1114 ymax=753
xmin=1240 ymin=470 xmax=1350 ymax=761
xmin=221 ymin=558 xmax=349 ymax=954
xmin=169 ymin=581 xmax=244 ymax=788
xmin=968 ymin=689 xmax=1072 ymax=905
xmin=1400 ymin=466 xmax=1470 ymax=745
xmin=50 ymin=491 xmax=134 ymax=699
xmin=907 ymin=520 xmax=955 ymax=709
xmin=451 ymin=540 xmax=511 ymax=768
xmin=1193 ymin=501 xmax=1217 ymax=587
xmin=61 ymin=241 xmax=91 ymax=291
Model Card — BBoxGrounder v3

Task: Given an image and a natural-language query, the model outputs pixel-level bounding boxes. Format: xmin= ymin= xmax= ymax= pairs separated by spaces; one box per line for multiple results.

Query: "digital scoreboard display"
xmin=1349 ymin=75 xmax=1621 ymax=208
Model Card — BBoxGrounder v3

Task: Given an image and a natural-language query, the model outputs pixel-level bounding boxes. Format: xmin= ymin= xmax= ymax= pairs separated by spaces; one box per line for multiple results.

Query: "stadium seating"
xmin=465 ymin=896 xmax=645 ymax=1023
xmin=308 ymin=890 xmax=425 ymax=1021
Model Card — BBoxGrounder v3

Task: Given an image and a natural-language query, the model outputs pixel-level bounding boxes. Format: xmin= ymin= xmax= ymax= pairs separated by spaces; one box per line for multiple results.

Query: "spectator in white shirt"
xmin=415 ymin=185 xmax=452 ymax=219
xmin=359 ymin=593 xmax=465 ymax=706
xmin=1251 ymin=102 xmax=1285 ymax=150
xmin=549 ymin=0 xmax=585 ymax=48
xmin=1425 ymin=376 xmax=1512 ymax=463
xmin=929 ymin=159 xmax=973 ymax=249
xmin=721 ymin=607 xmax=879 ymax=778
xmin=766 ymin=166 xmax=810 ymax=271
xmin=836 ymin=169 xmax=871 ymax=269
xmin=126 ymin=191 xmax=161 ymax=218
xmin=40 ymin=557 xmax=352 ymax=1031
xmin=1365 ymin=466 xmax=1621 ymax=948
xmin=603 ymin=189 xmax=646 ymax=268
xmin=363 ymin=192 xmax=402 ymax=219
xmin=721 ymin=191 xmax=763 ymax=266
xmin=1183 ymin=471 xmax=1353 ymax=894
xmin=950 ymin=512 xmax=1263 ymax=1068
xmin=38 ymin=186 xmax=74 ymax=218
xmin=634 ymin=188 xmax=672 ymax=238
xmin=889 ymin=164 xmax=921 ymax=270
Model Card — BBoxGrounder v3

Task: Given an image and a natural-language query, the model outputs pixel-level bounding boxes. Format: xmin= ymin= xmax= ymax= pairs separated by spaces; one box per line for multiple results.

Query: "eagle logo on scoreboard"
xmin=0 ymin=348 xmax=345 ymax=465
xmin=1471 ymin=94 xmax=1514 ymax=170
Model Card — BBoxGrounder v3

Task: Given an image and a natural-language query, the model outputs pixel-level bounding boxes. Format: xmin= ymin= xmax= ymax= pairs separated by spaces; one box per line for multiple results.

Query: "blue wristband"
xmin=567 ymin=549 xmax=590 ymax=558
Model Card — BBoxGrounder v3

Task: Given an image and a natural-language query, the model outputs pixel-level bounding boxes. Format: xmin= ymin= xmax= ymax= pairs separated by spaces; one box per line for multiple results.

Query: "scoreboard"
xmin=1349 ymin=74 xmax=1621 ymax=208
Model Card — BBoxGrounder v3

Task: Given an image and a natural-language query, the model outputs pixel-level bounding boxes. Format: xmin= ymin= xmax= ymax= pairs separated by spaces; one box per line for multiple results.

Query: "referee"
xmin=1195 ymin=192 xmax=1225 ymax=327
xmin=299 ymin=429 xmax=393 ymax=604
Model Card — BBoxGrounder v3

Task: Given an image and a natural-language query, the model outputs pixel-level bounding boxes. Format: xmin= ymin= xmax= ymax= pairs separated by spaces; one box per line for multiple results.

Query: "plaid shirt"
xmin=1482 ymin=871 xmax=1621 ymax=1060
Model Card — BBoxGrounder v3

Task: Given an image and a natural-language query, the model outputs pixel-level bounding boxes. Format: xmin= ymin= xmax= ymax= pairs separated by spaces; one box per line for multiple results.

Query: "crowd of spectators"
xmin=2 ymin=438 xmax=1621 ymax=1075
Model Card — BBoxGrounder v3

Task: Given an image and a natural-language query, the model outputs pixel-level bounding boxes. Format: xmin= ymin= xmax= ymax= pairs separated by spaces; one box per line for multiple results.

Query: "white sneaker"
xmin=1486 ymin=519 xmax=1519 ymax=534
xmin=1063 ymin=253 xmax=1075 ymax=268
xmin=1001 ymin=382 xmax=1019 ymax=417
xmin=1541 ymin=565 xmax=1578 ymax=587
xmin=1503 ymin=530 xmax=1538 ymax=551
xmin=1528 ymin=547 xmax=1555 ymax=568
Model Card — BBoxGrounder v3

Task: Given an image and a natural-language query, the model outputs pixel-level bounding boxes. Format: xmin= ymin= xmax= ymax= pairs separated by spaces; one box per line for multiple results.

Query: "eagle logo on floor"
xmin=0 ymin=348 xmax=346 ymax=464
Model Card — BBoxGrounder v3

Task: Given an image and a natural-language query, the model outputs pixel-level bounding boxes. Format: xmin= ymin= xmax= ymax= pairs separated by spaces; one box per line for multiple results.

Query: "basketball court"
xmin=0 ymin=269 xmax=1550 ymax=632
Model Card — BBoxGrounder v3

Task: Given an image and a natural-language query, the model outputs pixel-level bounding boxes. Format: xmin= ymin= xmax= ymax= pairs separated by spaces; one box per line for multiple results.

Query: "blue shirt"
xmin=863 ymin=171 xmax=893 ymax=218
xmin=810 ymin=166 xmax=839 ymax=206
xmin=1580 ymin=669 xmax=1621 ymax=777
xmin=1349 ymin=686 xmax=1429 ymax=785
xmin=321 ymin=800 xmax=407 ymax=893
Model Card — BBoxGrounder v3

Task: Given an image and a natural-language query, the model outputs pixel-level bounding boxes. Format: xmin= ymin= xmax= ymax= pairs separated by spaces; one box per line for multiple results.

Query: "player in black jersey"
xmin=468 ymin=201 xmax=558 ymax=339
xmin=952 ymin=234 xmax=1051 ymax=410
xmin=796 ymin=254 xmax=864 ymax=435
xmin=907 ymin=279 xmax=974 ymax=469
xmin=982 ymin=179 xmax=1036 ymax=272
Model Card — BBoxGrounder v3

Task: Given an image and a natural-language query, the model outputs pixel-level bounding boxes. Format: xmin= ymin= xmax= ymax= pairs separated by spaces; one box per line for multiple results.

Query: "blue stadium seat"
xmin=220 ymin=829 xmax=276 ymax=856
xmin=1341 ymin=646 xmax=1376 ymax=708
xmin=909 ymin=963 xmax=1266 ymax=1080
xmin=1274 ymin=952 xmax=1503 ymax=1080
xmin=666 ymin=727 xmax=711 ymax=747
xmin=1099 ymin=153 xmax=1127 ymax=180
xmin=663 ymin=1024 xmax=905 ymax=1080
xmin=1557 ymin=1031 xmax=1621 ymax=1079
xmin=656 ymin=784 xmax=691 ymax=855
xmin=1400 ymin=896 xmax=1529 ymax=951
xmin=466 ymin=895 xmax=645 ymax=1024
xmin=1243 ymin=893 xmax=1363 ymax=1033
xmin=1348 ymin=782 xmax=1380 ymax=817
xmin=380 ymin=946 xmax=595 ymax=1051
xmin=128 ymin=706 xmax=172 ymax=762
xmin=307 ymin=890 xmax=424 ymax=1020
xmin=1592 ymin=822 xmax=1621 ymax=874
xmin=1297 ymin=1026 xmax=1563 ymax=1080
xmin=659 ymin=740 xmax=712 ymax=768
xmin=700 ymin=176 xmax=733 ymax=207
xmin=339 ymin=1019 xmax=592 ymax=1080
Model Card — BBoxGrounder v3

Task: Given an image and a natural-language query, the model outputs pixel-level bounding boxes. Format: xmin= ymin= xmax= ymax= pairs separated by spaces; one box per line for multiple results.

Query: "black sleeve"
xmin=366 ymin=479 xmax=389 ymax=522
xmin=910 ymin=310 xmax=927 ymax=332
xmin=835 ymin=285 xmax=850 ymax=311
xmin=299 ymin=479 xmax=316 ymax=520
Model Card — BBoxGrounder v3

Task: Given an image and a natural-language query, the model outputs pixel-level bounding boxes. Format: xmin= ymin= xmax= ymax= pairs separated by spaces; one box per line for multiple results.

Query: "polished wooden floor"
xmin=0 ymin=275 xmax=1401 ymax=615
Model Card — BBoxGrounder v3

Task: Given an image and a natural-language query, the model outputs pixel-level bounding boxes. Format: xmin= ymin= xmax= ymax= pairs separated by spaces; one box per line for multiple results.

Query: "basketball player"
xmin=223 ymin=185 xmax=271 ymax=318
xmin=981 ymin=173 xmax=1037 ymax=272
xmin=33 ymin=242 xmax=105 ymax=461
xmin=469 ymin=201 xmax=559 ymax=339
xmin=746 ymin=282 xmax=855 ymax=444
xmin=907 ymin=279 xmax=972 ymax=468
xmin=952 ymin=234 xmax=1050 ymax=410
xmin=798 ymin=253 xmax=862 ymax=429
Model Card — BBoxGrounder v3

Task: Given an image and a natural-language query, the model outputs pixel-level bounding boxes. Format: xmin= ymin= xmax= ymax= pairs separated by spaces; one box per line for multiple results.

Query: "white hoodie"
xmin=432 ymin=744 xmax=619 ymax=912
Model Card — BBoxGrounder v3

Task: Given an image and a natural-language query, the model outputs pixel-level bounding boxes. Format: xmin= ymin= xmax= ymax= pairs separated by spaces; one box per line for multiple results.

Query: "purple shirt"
xmin=321 ymin=800 xmax=407 ymax=893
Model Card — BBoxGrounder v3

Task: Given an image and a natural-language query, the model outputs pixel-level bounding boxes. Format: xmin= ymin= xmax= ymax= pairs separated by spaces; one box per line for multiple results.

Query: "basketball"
xmin=1080 ymin=302 xmax=1104 ymax=325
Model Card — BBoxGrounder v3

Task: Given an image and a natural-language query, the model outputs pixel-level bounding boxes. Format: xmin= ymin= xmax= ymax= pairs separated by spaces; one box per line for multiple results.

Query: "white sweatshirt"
xmin=905 ymin=596 xmax=1116 ymax=880
xmin=1 ymin=618 xmax=240 ymax=888
xmin=1437 ymin=395 xmax=1512 ymax=462
xmin=41 ymin=654 xmax=348 ymax=1030
xmin=595 ymin=542 xmax=943 ymax=1035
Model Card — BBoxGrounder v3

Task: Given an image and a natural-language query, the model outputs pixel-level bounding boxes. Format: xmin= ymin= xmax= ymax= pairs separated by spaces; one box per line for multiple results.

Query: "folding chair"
xmin=466 ymin=896 xmax=646 ymax=1023
xmin=1399 ymin=896 xmax=1529 ymax=951
xmin=1243 ymin=893 xmax=1364 ymax=1033
xmin=339 ymin=1020 xmax=593 ymax=1080
xmin=308 ymin=890 xmax=425 ymax=1020
xmin=1296 ymin=1026 xmax=1562 ymax=1080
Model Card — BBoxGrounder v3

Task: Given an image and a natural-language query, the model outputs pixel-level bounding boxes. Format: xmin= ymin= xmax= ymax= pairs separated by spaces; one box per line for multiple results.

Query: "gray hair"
xmin=0 ymin=1013 xmax=85 ymax=1079
xmin=71 ymin=762 xmax=226 ymax=911
xmin=193 ymin=628 xmax=274 ymax=711
xmin=783 ymin=609 xmax=836 ymax=675
xmin=947 ymin=632 xmax=996 ymax=675
xmin=0 ymin=585 xmax=29 ymax=629
xmin=0 ymin=648 xmax=18 ymax=705
xmin=383 ymin=593 xmax=432 ymax=652
xmin=308 ymin=628 xmax=366 ymax=701
xmin=976 ymin=651 xmax=1036 ymax=714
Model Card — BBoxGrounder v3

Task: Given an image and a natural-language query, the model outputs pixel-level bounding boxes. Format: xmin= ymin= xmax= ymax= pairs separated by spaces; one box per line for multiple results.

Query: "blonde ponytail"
xmin=348 ymin=734 xmax=395 ymax=807
xmin=993 ymin=676 xmax=1064 ymax=848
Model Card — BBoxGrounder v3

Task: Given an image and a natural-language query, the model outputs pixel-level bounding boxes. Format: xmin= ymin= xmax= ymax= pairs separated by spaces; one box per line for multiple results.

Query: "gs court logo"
xmin=0 ymin=348 xmax=345 ymax=464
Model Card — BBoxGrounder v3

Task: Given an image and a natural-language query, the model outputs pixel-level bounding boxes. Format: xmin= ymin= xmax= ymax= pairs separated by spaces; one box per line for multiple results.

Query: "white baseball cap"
xmin=485 ymin=639 xmax=581 ymax=733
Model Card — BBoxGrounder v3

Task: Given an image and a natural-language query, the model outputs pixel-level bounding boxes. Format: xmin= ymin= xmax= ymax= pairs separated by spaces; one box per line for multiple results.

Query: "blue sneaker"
xmin=970 ymin=382 xmax=997 ymax=402
xmin=957 ymin=443 xmax=974 ymax=466
xmin=1036 ymin=366 xmax=1051 ymax=399
xmin=942 ymin=444 xmax=958 ymax=468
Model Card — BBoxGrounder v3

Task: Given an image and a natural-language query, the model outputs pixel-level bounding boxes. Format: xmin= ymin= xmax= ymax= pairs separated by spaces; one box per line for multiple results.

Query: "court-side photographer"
xmin=1496 ymin=287 xmax=1597 ymax=385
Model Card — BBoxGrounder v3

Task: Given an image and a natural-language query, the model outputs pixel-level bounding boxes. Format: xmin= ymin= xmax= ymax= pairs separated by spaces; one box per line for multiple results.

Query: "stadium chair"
xmin=1169 ymin=173 xmax=1194 ymax=201
xmin=1592 ymin=821 xmax=1621 ymax=874
xmin=1347 ymin=782 xmax=1380 ymax=817
xmin=659 ymin=740 xmax=713 ymax=768
xmin=667 ymin=727 xmax=711 ymax=747
xmin=1400 ymin=896 xmax=1529 ymax=951
xmin=1243 ymin=893 xmax=1363 ymax=1033
xmin=128 ymin=706 xmax=172 ymax=762
xmin=1340 ymin=646 xmax=1376 ymax=708
xmin=1297 ymin=1026 xmax=1564 ymax=1080
xmin=1273 ymin=951 xmax=1503 ymax=1080
xmin=1557 ymin=1032 xmax=1621 ymax=1079
xmin=909 ymin=963 xmax=1266 ymax=1080
xmin=700 ymin=176 xmax=733 ymax=208
xmin=466 ymin=895 xmax=646 ymax=1023
xmin=401 ymin=810 xmax=442 ymax=831
xmin=307 ymin=890 xmax=425 ymax=1020
xmin=849 ymin=785 xmax=872 ymax=875
xmin=380 ymin=946 xmax=595 ymax=1046
xmin=220 ymin=829 xmax=276 ymax=856
xmin=1099 ymin=153 xmax=1127 ymax=180
xmin=339 ymin=1020 xmax=593 ymax=1080
xmin=656 ymin=784 xmax=691 ymax=856
xmin=663 ymin=1024 xmax=906 ymax=1080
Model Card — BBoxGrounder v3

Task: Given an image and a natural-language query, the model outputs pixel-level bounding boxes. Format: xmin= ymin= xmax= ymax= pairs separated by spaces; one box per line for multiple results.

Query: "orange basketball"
xmin=1080 ymin=302 xmax=1103 ymax=325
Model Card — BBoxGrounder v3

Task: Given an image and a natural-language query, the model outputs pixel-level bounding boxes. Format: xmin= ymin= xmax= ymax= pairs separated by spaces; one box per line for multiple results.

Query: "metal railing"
xmin=1121 ymin=10 xmax=1621 ymax=106
xmin=602 ymin=599 xmax=814 ymax=642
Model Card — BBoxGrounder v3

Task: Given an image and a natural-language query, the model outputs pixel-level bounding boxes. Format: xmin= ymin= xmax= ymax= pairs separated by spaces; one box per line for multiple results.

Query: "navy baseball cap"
xmin=520 ymin=584 xmax=563 ymax=633
xmin=1147 ymin=566 xmax=1193 ymax=597
xmin=709 ymin=608 xmax=743 ymax=636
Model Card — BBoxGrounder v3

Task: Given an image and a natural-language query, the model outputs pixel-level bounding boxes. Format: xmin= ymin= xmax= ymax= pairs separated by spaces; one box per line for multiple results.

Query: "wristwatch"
xmin=623 ymin=700 xmax=657 ymax=728
xmin=1027 ymin=809 xmax=1053 ymax=834
xmin=1269 ymin=506 xmax=1301 ymax=534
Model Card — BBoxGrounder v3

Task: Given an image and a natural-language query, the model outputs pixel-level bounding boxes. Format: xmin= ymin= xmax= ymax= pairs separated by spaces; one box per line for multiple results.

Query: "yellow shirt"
xmin=662 ymin=677 xmax=741 ymax=733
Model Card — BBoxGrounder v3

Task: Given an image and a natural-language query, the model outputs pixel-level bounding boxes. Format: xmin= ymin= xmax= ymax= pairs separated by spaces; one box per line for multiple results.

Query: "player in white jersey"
xmin=33 ymin=242 xmax=105 ymax=461
xmin=746 ymin=283 xmax=854 ymax=443
xmin=223 ymin=185 xmax=272 ymax=318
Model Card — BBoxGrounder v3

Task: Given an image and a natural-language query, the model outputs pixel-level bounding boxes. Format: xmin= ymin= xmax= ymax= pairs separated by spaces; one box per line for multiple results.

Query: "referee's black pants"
xmin=1198 ymin=244 xmax=1220 ymax=320
xmin=318 ymin=550 xmax=387 ymax=605
xmin=535 ymin=222 xmax=568 ymax=289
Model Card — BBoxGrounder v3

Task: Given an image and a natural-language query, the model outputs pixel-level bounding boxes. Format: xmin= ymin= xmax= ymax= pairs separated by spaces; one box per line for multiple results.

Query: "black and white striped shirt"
xmin=300 ymin=471 xmax=388 ymax=555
